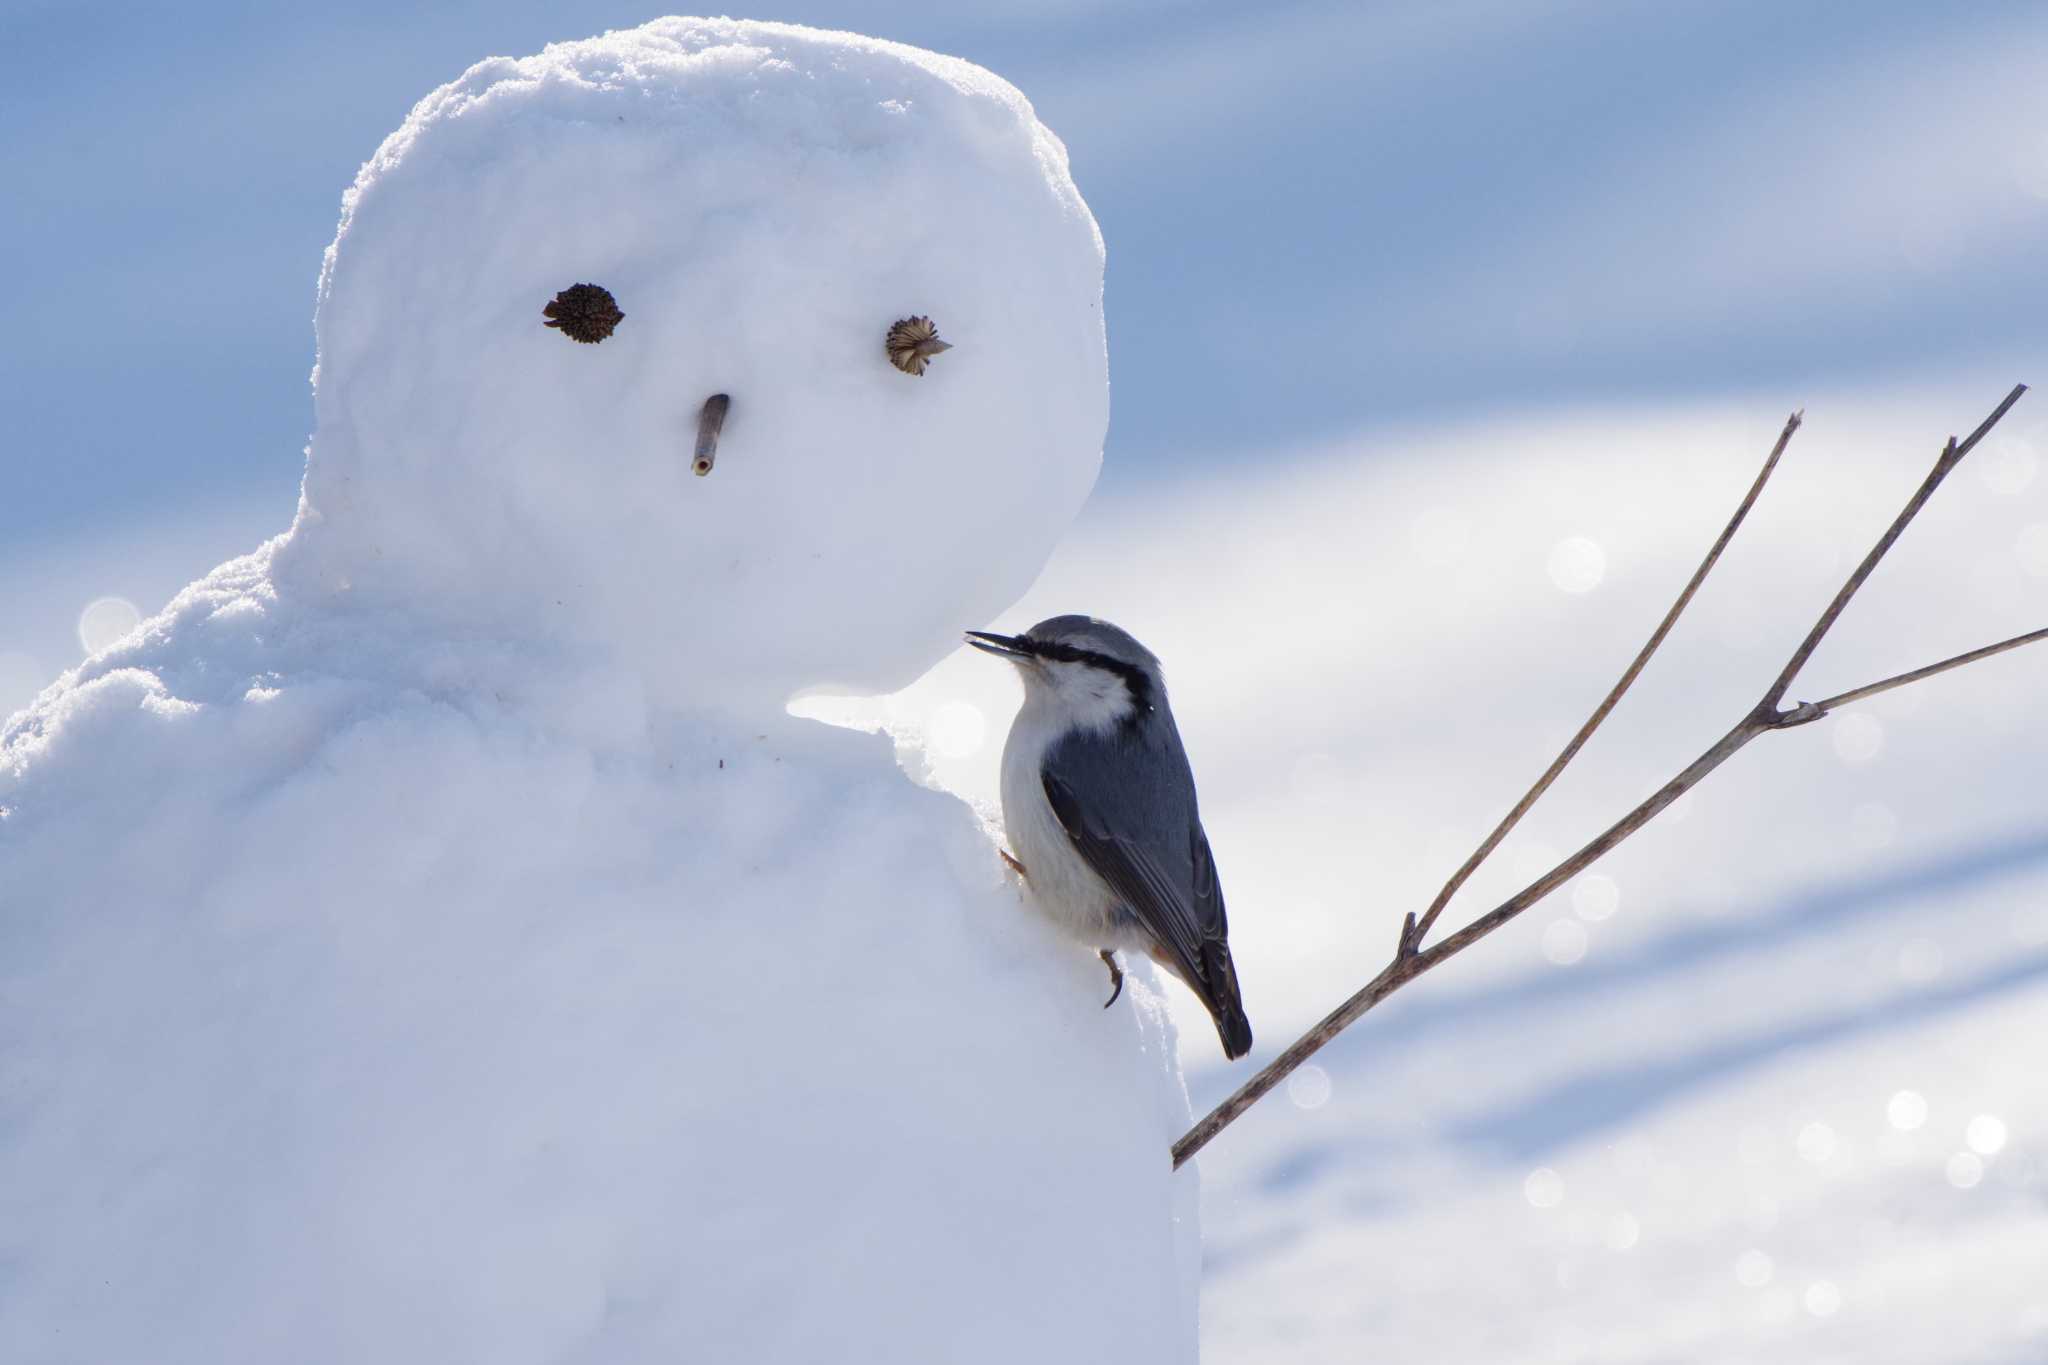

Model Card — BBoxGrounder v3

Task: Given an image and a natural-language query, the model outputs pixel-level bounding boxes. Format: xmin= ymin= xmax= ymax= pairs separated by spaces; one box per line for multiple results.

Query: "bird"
xmin=966 ymin=615 xmax=1253 ymax=1060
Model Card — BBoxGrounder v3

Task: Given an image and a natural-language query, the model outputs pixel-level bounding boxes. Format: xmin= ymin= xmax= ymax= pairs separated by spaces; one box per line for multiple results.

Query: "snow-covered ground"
xmin=868 ymin=373 xmax=2048 ymax=1361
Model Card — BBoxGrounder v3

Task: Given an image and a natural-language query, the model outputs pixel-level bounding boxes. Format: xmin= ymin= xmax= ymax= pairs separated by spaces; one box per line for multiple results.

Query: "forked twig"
xmin=1174 ymin=384 xmax=2035 ymax=1170
xmin=1762 ymin=383 xmax=2027 ymax=711
xmin=1400 ymin=410 xmax=1804 ymax=957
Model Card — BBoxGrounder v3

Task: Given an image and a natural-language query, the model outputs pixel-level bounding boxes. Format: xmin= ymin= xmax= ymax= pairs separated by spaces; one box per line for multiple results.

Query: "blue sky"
xmin=2 ymin=0 xmax=2044 ymax=692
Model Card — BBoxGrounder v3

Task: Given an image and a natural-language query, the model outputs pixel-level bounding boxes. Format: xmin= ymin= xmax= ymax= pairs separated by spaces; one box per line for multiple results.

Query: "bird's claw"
xmin=1099 ymin=949 xmax=1124 ymax=1008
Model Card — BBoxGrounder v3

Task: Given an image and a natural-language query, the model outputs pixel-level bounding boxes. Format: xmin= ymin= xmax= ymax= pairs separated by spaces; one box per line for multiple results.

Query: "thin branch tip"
xmin=1810 ymin=625 xmax=2048 ymax=714
xmin=1954 ymin=384 xmax=2028 ymax=460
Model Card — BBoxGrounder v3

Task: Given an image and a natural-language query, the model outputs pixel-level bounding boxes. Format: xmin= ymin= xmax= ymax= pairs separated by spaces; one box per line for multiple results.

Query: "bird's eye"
xmin=543 ymin=283 xmax=625 ymax=344
xmin=886 ymin=315 xmax=953 ymax=376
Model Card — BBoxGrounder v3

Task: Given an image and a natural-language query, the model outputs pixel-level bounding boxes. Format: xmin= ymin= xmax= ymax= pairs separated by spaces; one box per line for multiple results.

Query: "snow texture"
xmin=0 ymin=20 xmax=1198 ymax=1363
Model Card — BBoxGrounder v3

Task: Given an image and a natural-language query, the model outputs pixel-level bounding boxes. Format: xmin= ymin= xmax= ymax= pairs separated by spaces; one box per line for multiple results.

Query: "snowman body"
xmin=0 ymin=22 xmax=1197 ymax=1362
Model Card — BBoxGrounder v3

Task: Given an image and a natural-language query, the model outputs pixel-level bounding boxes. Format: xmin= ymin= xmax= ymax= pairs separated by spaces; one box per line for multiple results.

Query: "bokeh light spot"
xmin=1946 ymin=1151 xmax=1984 ymax=1189
xmin=1572 ymin=873 xmax=1620 ymax=922
xmin=1887 ymin=1090 xmax=1927 ymax=1132
xmin=78 ymin=596 xmax=141 ymax=655
xmin=1735 ymin=1249 xmax=1774 ymax=1287
xmin=1541 ymin=919 xmax=1588 ymax=966
xmin=1524 ymin=1167 xmax=1564 ymax=1208
xmin=1804 ymin=1281 xmax=1843 ymax=1317
xmin=1965 ymin=1115 xmax=2007 ymax=1156
xmin=924 ymin=700 xmax=986 ymax=759
xmin=1287 ymin=1064 xmax=1332 ymax=1111
xmin=1546 ymin=536 xmax=1606 ymax=594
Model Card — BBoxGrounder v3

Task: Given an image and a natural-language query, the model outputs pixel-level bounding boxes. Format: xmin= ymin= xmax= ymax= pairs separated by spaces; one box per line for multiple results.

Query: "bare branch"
xmin=1401 ymin=411 xmax=1803 ymax=957
xmin=1762 ymin=383 xmax=2026 ymax=708
xmin=1791 ymin=625 xmax=2048 ymax=719
xmin=1173 ymin=385 xmax=2032 ymax=1171
xmin=1174 ymin=721 xmax=1759 ymax=1168
xmin=1414 ymin=722 xmax=1757 ymax=969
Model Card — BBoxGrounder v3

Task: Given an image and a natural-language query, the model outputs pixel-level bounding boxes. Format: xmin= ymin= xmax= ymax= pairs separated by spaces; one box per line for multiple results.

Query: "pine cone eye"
xmin=543 ymin=283 xmax=624 ymax=344
xmin=886 ymin=316 xmax=953 ymax=376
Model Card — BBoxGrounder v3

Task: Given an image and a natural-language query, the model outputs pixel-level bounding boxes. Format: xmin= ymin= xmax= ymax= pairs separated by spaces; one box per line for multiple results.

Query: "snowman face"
xmin=282 ymin=21 xmax=1107 ymax=713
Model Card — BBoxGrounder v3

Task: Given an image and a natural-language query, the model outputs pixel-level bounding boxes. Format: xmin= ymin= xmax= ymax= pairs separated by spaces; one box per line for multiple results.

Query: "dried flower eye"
xmin=886 ymin=316 xmax=953 ymax=376
xmin=543 ymin=283 xmax=625 ymax=344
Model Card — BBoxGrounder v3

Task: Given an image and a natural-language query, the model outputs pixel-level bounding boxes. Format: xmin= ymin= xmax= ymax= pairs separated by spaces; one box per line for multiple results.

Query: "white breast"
xmin=995 ymin=674 xmax=1136 ymax=949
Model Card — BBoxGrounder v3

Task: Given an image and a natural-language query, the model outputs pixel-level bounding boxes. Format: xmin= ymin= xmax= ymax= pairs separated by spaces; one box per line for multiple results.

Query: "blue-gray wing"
xmin=1041 ymin=721 xmax=1252 ymax=1058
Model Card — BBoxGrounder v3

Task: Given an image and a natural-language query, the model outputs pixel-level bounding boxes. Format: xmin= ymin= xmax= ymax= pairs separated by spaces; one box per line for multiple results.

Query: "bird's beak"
xmin=964 ymin=630 xmax=1033 ymax=661
xmin=692 ymin=393 xmax=731 ymax=477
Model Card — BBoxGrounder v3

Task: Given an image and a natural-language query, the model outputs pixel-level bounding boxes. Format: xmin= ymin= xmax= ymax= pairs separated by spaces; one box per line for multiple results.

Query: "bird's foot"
xmin=1000 ymin=849 xmax=1026 ymax=880
xmin=1099 ymin=949 xmax=1124 ymax=1008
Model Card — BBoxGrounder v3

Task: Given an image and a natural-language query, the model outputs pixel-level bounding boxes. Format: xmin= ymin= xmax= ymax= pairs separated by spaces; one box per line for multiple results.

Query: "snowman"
xmin=1 ymin=21 xmax=1198 ymax=1363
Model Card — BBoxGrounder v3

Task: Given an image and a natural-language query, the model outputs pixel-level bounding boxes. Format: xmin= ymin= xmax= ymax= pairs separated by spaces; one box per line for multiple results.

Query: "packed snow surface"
xmin=0 ymin=20 xmax=1199 ymax=1363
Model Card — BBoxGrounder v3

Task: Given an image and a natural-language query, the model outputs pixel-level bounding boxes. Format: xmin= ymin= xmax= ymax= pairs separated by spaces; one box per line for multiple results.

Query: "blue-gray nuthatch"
xmin=967 ymin=615 xmax=1253 ymax=1060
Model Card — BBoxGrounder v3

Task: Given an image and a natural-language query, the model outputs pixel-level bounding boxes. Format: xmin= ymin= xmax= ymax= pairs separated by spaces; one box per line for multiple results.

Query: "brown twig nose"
xmin=693 ymin=394 xmax=730 ymax=477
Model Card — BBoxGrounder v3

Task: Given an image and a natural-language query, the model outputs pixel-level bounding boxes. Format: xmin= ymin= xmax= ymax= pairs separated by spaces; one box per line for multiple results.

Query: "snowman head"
xmin=276 ymin=19 xmax=1106 ymax=712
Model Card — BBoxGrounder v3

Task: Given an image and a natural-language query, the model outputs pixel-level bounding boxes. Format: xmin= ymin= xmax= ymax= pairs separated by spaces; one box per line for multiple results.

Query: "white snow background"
xmin=6 ymin=5 xmax=2048 ymax=1363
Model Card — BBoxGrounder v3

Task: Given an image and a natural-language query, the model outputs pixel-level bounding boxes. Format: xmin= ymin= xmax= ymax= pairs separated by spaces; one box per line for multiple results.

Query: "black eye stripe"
xmin=1029 ymin=640 xmax=1155 ymax=713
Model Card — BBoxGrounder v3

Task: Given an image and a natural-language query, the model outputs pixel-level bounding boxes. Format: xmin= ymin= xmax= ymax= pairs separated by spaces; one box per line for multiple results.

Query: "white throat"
xmin=1023 ymin=660 xmax=1139 ymax=736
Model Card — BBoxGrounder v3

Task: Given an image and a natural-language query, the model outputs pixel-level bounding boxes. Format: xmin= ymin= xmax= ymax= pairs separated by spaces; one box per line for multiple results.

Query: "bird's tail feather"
xmin=1201 ymin=942 xmax=1253 ymax=1061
